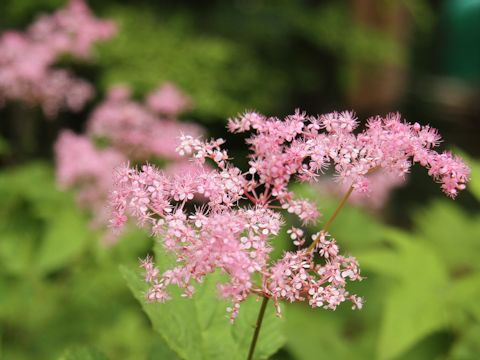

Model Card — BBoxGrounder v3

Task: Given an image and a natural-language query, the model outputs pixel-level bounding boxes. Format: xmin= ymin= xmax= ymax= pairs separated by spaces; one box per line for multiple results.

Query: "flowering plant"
xmin=110 ymin=110 xmax=469 ymax=359
xmin=0 ymin=0 xmax=115 ymax=117
xmin=55 ymin=83 xmax=203 ymax=242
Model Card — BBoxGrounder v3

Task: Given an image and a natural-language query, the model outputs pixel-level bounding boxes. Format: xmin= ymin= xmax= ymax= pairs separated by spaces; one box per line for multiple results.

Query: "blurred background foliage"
xmin=0 ymin=0 xmax=479 ymax=359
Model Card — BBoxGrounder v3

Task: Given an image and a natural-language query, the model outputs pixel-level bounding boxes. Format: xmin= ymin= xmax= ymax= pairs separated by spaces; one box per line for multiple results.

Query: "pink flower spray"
xmin=109 ymin=110 xmax=469 ymax=358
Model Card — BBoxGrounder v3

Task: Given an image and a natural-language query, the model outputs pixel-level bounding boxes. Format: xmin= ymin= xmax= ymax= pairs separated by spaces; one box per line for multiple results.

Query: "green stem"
xmin=247 ymin=296 xmax=269 ymax=360
xmin=307 ymin=185 xmax=354 ymax=253
xmin=247 ymin=184 xmax=355 ymax=359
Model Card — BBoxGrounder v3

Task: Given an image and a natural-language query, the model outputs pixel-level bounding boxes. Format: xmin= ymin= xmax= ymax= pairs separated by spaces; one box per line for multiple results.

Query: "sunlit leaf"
xmin=414 ymin=200 xmax=480 ymax=272
xmin=358 ymin=229 xmax=449 ymax=360
xmin=35 ymin=207 xmax=91 ymax=273
xmin=285 ymin=304 xmax=356 ymax=360
xmin=121 ymin=246 xmax=285 ymax=360
xmin=449 ymin=324 xmax=480 ymax=360
xmin=448 ymin=274 xmax=480 ymax=323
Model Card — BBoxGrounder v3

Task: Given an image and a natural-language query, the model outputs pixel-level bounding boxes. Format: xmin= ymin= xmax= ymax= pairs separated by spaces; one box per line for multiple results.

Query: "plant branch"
xmin=247 ymin=296 xmax=269 ymax=360
xmin=247 ymin=184 xmax=354 ymax=359
xmin=307 ymin=184 xmax=354 ymax=253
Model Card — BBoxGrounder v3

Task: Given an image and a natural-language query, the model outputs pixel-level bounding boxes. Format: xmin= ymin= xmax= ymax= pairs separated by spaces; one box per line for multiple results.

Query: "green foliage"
xmin=0 ymin=0 xmax=64 ymax=28
xmin=36 ymin=208 xmax=89 ymax=272
xmin=122 ymin=245 xmax=286 ymax=360
xmin=288 ymin=159 xmax=480 ymax=360
xmin=94 ymin=1 xmax=415 ymax=121
xmin=0 ymin=158 xmax=477 ymax=360
xmin=0 ymin=0 xmax=477 ymax=357
xmin=414 ymin=200 xmax=480 ymax=272
xmin=449 ymin=273 xmax=480 ymax=325
xmin=59 ymin=347 xmax=109 ymax=360
xmin=285 ymin=303 xmax=364 ymax=359
xmin=97 ymin=6 xmax=286 ymax=119
xmin=358 ymin=229 xmax=450 ymax=360
xmin=0 ymin=163 xmax=162 ymax=360
xmin=291 ymin=183 xmax=388 ymax=249
xmin=457 ymin=150 xmax=480 ymax=202
xmin=449 ymin=324 xmax=480 ymax=360
xmin=0 ymin=162 xmax=91 ymax=276
xmin=287 ymin=2 xmax=404 ymax=66
xmin=0 ymin=136 xmax=11 ymax=157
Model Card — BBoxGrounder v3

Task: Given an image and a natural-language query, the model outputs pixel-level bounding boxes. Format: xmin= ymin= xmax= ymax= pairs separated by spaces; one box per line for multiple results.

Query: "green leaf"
xmin=0 ymin=135 xmax=10 ymax=156
xmin=414 ymin=200 xmax=480 ymax=272
xmin=35 ymin=206 xmax=91 ymax=273
xmin=0 ymin=222 xmax=38 ymax=276
xmin=448 ymin=273 xmax=480 ymax=324
xmin=58 ymin=347 xmax=109 ymax=360
xmin=455 ymin=150 xmax=480 ymax=202
xmin=0 ymin=163 xmax=92 ymax=274
xmin=121 ymin=250 xmax=285 ymax=360
xmin=285 ymin=304 xmax=356 ymax=360
xmin=98 ymin=6 xmax=286 ymax=119
xmin=357 ymin=229 xmax=450 ymax=360
xmin=449 ymin=324 xmax=480 ymax=360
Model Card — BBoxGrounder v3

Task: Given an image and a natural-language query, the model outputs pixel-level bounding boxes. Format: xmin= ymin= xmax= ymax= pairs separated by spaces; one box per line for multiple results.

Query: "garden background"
xmin=0 ymin=0 xmax=479 ymax=359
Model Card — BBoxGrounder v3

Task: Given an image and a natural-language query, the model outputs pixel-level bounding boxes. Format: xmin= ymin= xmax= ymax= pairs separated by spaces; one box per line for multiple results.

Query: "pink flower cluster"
xmin=0 ymin=0 xmax=116 ymax=117
xmin=55 ymin=130 xmax=126 ymax=229
xmin=268 ymin=232 xmax=363 ymax=314
xmin=146 ymin=82 xmax=192 ymax=117
xmin=55 ymin=83 xmax=203 ymax=242
xmin=110 ymin=110 xmax=468 ymax=319
xmin=87 ymin=84 xmax=202 ymax=160
xmin=227 ymin=110 xmax=469 ymax=198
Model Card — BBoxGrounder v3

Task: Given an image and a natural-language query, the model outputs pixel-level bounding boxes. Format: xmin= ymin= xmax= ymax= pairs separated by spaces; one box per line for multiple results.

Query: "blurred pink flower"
xmin=55 ymin=130 xmax=126 ymax=231
xmin=87 ymin=84 xmax=202 ymax=160
xmin=0 ymin=0 xmax=115 ymax=117
xmin=54 ymin=82 xmax=204 ymax=242
xmin=317 ymin=169 xmax=406 ymax=210
xmin=146 ymin=82 xmax=192 ymax=116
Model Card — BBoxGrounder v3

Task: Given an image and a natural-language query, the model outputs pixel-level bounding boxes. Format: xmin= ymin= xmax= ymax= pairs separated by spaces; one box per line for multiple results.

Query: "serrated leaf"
xmin=122 ymin=260 xmax=285 ymax=360
xmin=357 ymin=229 xmax=449 ymax=360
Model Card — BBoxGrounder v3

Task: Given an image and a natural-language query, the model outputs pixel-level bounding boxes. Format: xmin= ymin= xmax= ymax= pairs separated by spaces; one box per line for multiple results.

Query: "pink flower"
xmin=0 ymin=0 xmax=115 ymax=117
xmin=87 ymin=85 xmax=203 ymax=160
xmin=55 ymin=130 xmax=126 ymax=232
xmin=146 ymin=82 xmax=192 ymax=116
xmin=111 ymin=109 xmax=469 ymax=319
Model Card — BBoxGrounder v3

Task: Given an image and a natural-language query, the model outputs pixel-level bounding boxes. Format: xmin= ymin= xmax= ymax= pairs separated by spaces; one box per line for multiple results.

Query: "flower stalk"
xmin=247 ymin=296 xmax=270 ymax=360
xmin=307 ymin=185 xmax=355 ymax=253
xmin=248 ymin=184 xmax=355 ymax=359
xmin=113 ymin=110 xmax=469 ymax=358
